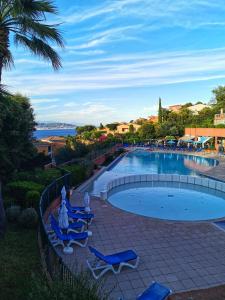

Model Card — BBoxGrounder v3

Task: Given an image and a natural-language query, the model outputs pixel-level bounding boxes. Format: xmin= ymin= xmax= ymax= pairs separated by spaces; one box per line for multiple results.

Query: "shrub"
xmin=28 ymin=271 xmax=109 ymax=300
xmin=6 ymin=181 xmax=44 ymax=203
xmin=13 ymin=171 xmax=35 ymax=182
xmin=18 ymin=208 xmax=38 ymax=228
xmin=25 ymin=190 xmax=40 ymax=209
xmin=6 ymin=205 xmax=21 ymax=222
xmin=61 ymin=165 xmax=87 ymax=187
xmin=34 ymin=168 xmax=62 ymax=186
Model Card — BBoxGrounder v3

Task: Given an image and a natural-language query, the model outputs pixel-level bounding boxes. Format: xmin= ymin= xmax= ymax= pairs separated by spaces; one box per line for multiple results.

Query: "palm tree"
xmin=0 ymin=0 xmax=64 ymax=237
xmin=0 ymin=0 xmax=64 ymax=83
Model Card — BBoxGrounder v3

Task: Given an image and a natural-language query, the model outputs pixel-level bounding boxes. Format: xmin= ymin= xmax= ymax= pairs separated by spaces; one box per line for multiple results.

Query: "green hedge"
xmin=61 ymin=165 xmax=87 ymax=187
xmin=34 ymin=168 xmax=62 ymax=186
xmin=6 ymin=181 xmax=44 ymax=204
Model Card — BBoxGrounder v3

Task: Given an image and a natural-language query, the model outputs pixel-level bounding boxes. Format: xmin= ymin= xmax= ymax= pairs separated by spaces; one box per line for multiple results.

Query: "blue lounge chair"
xmin=49 ymin=214 xmax=85 ymax=233
xmin=65 ymin=198 xmax=87 ymax=213
xmin=68 ymin=210 xmax=94 ymax=225
xmin=49 ymin=217 xmax=90 ymax=248
xmin=137 ymin=282 xmax=172 ymax=300
xmin=87 ymin=246 xmax=139 ymax=279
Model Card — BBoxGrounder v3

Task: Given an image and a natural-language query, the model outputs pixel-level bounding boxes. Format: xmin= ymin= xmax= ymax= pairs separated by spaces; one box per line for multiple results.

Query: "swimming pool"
xmin=108 ymin=182 xmax=225 ymax=221
xmin=109 ymin=151 xmax=217 ymax=175
xmin=91 ymin=151 xmax=217 ymax=196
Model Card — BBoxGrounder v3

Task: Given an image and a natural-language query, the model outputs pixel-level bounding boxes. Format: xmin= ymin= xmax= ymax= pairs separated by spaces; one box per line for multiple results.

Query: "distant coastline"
xmin=34 ymin=128 xmax=76 ymax=139
xmin=36 ymin=127 xmax=75 ymax=130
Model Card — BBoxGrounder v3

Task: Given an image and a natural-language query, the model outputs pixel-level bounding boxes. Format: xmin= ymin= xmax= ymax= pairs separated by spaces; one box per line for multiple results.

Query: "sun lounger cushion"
xmin=137 ymin=282 xmax=171 ymax=300
xmin=89 ymin=246 xmax=137 ymax=265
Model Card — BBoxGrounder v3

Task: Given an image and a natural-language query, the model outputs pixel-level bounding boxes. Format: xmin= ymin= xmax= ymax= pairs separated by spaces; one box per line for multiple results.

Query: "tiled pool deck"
xmin=59 ymin=192 xmax=225 ymax=300
xmin=57 ymin=153 xmax=225 ymax=300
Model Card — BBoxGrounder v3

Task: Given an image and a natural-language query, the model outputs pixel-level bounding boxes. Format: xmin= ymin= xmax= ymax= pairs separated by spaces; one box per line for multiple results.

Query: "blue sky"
xmin=4 ymin=0 xmax=225 ymax=125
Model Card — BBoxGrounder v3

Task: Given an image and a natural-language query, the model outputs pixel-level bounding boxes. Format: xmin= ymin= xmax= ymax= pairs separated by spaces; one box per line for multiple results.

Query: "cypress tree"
xmin=158 ymin=97 xmax=163 ymax=123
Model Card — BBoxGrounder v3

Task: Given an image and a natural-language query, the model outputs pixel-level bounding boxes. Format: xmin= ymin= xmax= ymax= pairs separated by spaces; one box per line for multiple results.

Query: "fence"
xmin=39 ymin=171 xmax=76 ymax=284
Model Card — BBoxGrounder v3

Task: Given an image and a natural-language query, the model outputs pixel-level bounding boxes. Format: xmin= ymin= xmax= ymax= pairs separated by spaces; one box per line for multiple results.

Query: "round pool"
xmin=108 ymin=182 xmax=225 ymax=221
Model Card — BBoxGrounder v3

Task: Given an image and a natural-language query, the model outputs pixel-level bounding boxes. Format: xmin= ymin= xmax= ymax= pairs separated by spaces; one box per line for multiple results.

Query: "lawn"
xmin=0 ymin=224 xmax=41 ymax=300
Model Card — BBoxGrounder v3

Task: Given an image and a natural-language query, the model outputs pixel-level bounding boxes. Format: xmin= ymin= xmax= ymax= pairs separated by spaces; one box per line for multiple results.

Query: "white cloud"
xmin=5 ymin=47 xmax=225 ymax=97
xmin=37 ymin=102 xmax=116 ymax=124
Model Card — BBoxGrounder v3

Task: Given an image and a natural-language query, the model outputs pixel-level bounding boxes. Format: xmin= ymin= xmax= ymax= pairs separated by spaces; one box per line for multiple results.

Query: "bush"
xmin=34 ymin=168 xmax=62 ymax=186
xmin=61 ymin=165 xmax=87 ymax=187
xmin=25 ymin=190 xmax=40 ymax=209
xmin=28 ymin=271 xmax=109 ymax=300
xmin=6 ymin=205 xmax=21 ymax=222
xmin=13 ymin=171 xmax=35 ymax=182
xmin=18 ymin=208 xmax=38 ymax=228
xmin=6 ymin=181 xmax=44 ymax=203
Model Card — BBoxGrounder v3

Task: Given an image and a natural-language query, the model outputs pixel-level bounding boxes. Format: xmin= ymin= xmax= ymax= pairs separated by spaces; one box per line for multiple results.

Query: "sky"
xmin=4 ymin=0 xmax=225 ymax=125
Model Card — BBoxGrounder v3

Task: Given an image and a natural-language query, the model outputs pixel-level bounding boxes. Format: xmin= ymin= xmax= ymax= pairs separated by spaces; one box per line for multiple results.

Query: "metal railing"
xmin=39 ymin=171 xmax=76 ymax=283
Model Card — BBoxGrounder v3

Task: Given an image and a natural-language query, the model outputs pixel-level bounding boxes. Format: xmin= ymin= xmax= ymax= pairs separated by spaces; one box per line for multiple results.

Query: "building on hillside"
xmin=148 ymin=115 xmax=158 ymax=123
xmin=187 ymin=103 xmax=209 ymax=115
xmin=116 ymin=123 xmax=141 ymax=134
xmin=34 ymin=136 xmax=66 ymax=156
xmin=214 ymin=109 xmax=225 ymax=125
xmin=169 ymin=105 xmax=183 ymax=113
xmin=185 ymin=127 xmax=225 ymax=150
xmin=135 ymin=117 xmax=148 ymax=124
xmin=34 ymin=141 xmax=52 ymax=156
xmin=100 ymin=127 xmax=115 ymax=135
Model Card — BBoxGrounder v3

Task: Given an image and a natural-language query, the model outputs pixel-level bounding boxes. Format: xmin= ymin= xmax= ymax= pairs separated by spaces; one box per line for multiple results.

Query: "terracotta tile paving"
xmin=56 ymin=192 xmax=225 ymax=300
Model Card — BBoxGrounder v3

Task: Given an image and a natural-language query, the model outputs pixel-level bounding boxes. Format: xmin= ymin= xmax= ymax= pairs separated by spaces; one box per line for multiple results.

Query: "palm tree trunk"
xmin=0 ymin=181 xmax=6 ymax=238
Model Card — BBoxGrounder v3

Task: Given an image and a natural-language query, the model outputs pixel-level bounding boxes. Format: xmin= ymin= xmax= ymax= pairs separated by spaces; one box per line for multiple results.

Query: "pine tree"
xmin=158 ymin=97 xmax=163 ymax=123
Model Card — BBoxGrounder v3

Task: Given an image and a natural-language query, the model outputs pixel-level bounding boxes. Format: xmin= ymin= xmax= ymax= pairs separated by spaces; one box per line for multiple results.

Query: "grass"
xmin=0 ymin=223 xmax=41 ymax=300
xmin=0 ymin=223 xmax=109 ymax=300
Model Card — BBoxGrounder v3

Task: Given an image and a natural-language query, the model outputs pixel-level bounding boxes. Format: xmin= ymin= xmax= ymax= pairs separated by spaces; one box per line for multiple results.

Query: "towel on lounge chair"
xmin=87 ymin=246 xmax=139 ymax=279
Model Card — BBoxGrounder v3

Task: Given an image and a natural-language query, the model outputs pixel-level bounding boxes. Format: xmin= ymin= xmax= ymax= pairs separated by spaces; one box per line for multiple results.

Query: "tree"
xmin=138 ymin=123 xmax=155 ymax=140
xmin=99 ymin=123 xmax=104 ymax=129
xmin=212 ymin=86 xmax=225 ymax=111
xmin=106 ymin=123 xmax=119 ymax=131
xmin=0 ymin=0 xmax=64 ymax=82
xmin=129 ymin=124 xmax=134 ymax=133
xmin=158 ymin=97 xmax=163 ymax=123
xmin=0 ymin=93 xmax=36 ymax=236
xmin=76 ymin=125 xmax=96 ymax=135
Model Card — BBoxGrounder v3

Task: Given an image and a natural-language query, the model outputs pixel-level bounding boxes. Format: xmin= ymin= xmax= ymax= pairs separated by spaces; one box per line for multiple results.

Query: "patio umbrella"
xmin=83 ymin=192 xmax=91 ymax=213
xmin=58 ymin=200 xmax=69 ymax=229
xmin=61 ymin=186 xmax=67 ymax=201
xmin=167 ymin=140 xmax=175 ymax=145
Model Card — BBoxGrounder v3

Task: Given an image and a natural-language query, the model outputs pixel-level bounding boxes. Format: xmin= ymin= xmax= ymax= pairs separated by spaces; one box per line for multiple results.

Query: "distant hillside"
xmin=36 ymin=122 xmax=76 ymax=129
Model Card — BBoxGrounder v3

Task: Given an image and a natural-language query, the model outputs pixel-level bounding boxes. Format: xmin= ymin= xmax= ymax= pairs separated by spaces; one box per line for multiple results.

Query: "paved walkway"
xmin=58 ymin=193 xmax=225 ymax=300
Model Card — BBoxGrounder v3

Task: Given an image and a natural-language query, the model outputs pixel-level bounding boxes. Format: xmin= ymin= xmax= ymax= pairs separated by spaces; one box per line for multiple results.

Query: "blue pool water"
xmin=110 ymin=151 xmax=217 ymax=176
xmin=108 ymin=182 xmax=225 ymax=221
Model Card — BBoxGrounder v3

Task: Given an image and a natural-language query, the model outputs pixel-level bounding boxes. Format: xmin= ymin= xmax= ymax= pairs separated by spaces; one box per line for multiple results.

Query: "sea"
xmin=34 ymin=128 xmax=76 ymax=139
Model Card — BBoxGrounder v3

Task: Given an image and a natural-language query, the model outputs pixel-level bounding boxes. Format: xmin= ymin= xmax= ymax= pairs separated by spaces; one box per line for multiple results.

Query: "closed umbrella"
xmin=83 ymin=192 xmax=91 ymax=213
xmin=58 ymin=200 xmax=69 ymax=229
xmin=61 ymin=186 xmax=67 ymax=201
xmin=58 ymin=200 xmax=73 ymax=254
xmin=83 ymin=192 xmax=92 ymax=236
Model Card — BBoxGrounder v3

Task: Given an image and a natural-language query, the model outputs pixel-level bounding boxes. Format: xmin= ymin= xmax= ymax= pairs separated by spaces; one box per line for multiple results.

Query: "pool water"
xmin=110 ymin=151 xmax=217 ymax=176
xmin=108 ymin=182 xmax=225 ymax=221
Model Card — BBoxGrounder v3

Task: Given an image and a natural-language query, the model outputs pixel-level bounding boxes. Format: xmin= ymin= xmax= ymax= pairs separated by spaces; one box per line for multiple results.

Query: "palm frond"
xmin=13 ymin=0 xmax=58 ymax=18
xmin=0 ymin=84 xmax=11 ymax=96
xmin=15 ymin=33 xmax=62 ymax=69
xmin=15 ymin=17 xmax=64 ymax=47
xmin=2 ymin=48 xmax=14 ymax=69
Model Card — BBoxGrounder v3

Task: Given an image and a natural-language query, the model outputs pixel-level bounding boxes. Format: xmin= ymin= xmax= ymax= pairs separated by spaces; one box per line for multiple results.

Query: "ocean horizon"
xmin=34 ymin=128 xmax=76 ymax=139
